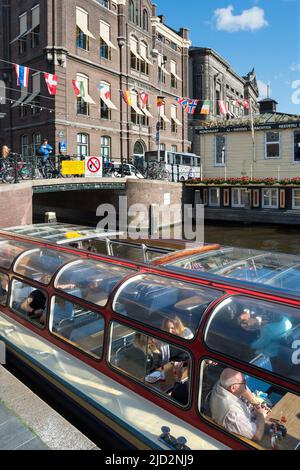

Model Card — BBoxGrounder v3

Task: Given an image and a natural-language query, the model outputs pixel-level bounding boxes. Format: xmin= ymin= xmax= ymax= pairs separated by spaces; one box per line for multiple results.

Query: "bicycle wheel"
xmin=2 ymin=168 xmax=15 ymax=183
xmin=20 ymin=164 xmax=32 ymax=180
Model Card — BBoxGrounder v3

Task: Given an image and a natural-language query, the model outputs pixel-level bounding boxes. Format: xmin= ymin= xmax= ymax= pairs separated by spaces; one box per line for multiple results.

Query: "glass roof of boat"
xmin=164 ymin=246 xmax=300 ymax=295
xmin=2 ymin=223 xmax=121 ymax=244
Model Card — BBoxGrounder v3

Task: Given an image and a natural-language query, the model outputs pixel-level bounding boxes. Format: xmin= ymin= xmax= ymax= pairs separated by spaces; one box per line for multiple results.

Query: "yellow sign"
xmin=62 ymin=161 xmax=85 ymax=175
xmin=64 ymin=231 xmax=81 ymax=239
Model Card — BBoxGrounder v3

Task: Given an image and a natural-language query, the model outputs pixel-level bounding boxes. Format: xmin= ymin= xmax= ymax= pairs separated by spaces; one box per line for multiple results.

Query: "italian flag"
xmin=72 ymin=80 xmax=85 ymax=98
xmin=200 ymin=100 xmax=210 ymax=115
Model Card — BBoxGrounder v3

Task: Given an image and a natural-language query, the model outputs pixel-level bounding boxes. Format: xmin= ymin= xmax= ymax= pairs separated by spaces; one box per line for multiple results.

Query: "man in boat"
xmin=210 ymin=368 xmax=268 ymax=442
xmin=20 ymin=290 xmax=47 ymax=325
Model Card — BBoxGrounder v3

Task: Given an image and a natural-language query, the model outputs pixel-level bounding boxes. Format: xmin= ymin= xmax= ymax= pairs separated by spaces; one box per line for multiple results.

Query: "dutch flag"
xmin=14 ymin=64 xmax=29 ymax=88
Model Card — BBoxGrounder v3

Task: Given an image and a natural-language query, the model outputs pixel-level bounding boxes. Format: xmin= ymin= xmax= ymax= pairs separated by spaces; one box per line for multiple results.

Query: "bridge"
xmin=0 ymin=178 xmax=184 ymax=229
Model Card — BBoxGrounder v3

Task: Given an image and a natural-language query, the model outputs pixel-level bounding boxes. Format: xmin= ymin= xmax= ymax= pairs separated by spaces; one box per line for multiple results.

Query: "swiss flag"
xmin=44 ymin=73 xmax=58 ymax=95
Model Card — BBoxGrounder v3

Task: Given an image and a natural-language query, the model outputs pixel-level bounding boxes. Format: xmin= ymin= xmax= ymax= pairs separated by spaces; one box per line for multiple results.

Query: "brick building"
xmin=0 ymin=0 xmax=191 ymax=162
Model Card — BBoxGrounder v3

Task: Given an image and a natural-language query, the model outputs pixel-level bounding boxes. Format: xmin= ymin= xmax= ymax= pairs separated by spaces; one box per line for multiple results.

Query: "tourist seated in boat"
xmin=210 ymin=368 xmax=268 ymax=442
xmin=20 ymin=289 xmax=47 ymax=325
xmin=52 ymin=297 xmax=75 ymax=331
xmin=0 ymin=274 xmax=8 ymax=305
xmin=155 ymin=317 xmax=192 ymax=366
xmin=116 ymin=332 xmax=161 ymax=380
xmin=81 ymin=278 xmax=107 ymax=305
xmin=170 ymin=361 xmax=189 ymax=405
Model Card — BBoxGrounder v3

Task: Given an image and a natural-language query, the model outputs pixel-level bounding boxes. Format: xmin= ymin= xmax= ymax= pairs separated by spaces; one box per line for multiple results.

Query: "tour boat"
xmin=0 ymin=224 xmax=299 ymax=450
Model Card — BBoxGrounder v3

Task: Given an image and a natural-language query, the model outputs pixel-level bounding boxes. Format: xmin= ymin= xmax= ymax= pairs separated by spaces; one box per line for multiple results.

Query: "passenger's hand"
xmin=173 ymin=361 xmax=184 ymax=382
xmin=253 ymin=404 xmax=269 ymax=418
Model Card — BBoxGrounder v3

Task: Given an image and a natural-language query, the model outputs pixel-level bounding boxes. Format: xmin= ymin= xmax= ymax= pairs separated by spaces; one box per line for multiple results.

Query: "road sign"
xmin=59 ymin=141 xmax=67 ymax=153
xmin=85 ymin=156 xmax=103 ymax=177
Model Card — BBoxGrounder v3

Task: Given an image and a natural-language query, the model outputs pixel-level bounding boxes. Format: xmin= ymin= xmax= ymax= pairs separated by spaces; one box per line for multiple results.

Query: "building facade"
xmin=195 ymin=100 xmax=300 ymax=179
xmin=188 ymin=47 xmax=259 ymax=155
xmin=0 ymin=0 xmax=191 ymax=161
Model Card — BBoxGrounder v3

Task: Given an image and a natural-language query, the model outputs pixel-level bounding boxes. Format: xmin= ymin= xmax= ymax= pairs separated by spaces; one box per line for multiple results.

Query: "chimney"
xmin=179 ymin=28 xmax=189 ymax=40
xmin=152 ymin=4 xmax=157 ymax=17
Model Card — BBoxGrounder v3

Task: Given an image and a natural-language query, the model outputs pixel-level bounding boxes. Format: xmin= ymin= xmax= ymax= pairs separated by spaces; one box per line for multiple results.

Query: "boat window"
xmin=109 ymin=321 xmax=192 ymax=406
xmin=110 ymin=242 xmax=145 ymax=262
xmin=0 ymin=239 xmax=33 ymax=270
xmin=205 ymin=296 xmax=300 ymax=383
xmin=10 ymin=279 xmax=47 ymax=328
xmin=14 ymin=248 xmax=74 ymax=284
xmin=50 ymin=296 xmax=105 ymax=359
xmin=55 ymin=260 xmax=135 ymax=306
xmin=113 ymin=274 xmax=223 ymax=338
xmin=199 ymin=359 xmax=300 ymax=450
xmin=0 ymin=273 xmax=9 ymax=306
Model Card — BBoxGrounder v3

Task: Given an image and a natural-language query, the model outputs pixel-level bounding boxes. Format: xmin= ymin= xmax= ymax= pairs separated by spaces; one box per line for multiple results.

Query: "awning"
xmin=11 ymin=92 xmax=29 ymax=108
xmin=11 ymin=13 xmax=27 ymax=44
xmin=100 ymin=86 xmax=117 ymax=110
xmin=170 ymin=61 xmax=182 ymax=82
xmin=140 ymin=43 xmax=152 ymax=65
xmin=31 ymin=5 xmax=40 ymax=29
xmin=100 ymin=21 xmax=116 ymax=50
xmin=171 ymin=106 xmax=182 ymax=126
xmin=77 ymin=79 xmax=96 ymax=104
xmin=76 ymin=8 xmax=95 ymax=39
xmin=130 ymin=38 xmax=142 ymax=61
xmin=141 ymin=106 xmax=152 ymax=117
xmin=158 ymin=54 xmax=170 ymax=76
xmin=131 ymin=93 xmax=143 ymax=115
xmin=22 ymin=90 xmax=40 ymax=105
xmin=160 ymin=107 xmax=170 ymax=123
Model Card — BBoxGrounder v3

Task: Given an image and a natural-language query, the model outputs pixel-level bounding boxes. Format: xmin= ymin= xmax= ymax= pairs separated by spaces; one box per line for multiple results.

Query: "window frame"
xmin=265 ymin=131 xmax=281 ymax=160
xmin=231 ymin=188 xmax=248 ymax=208
xmin=215 ymin=135 xmax=226 ymax=167
xmin=293 ymin=130 xmax=300 ymax=163
xmin=9 ymin=277 xmax=48 ymax=329
xmin=262 ymin=188 xmax=278 ymax=209
xmin=77 ymin=132 xmax=89 ymax=157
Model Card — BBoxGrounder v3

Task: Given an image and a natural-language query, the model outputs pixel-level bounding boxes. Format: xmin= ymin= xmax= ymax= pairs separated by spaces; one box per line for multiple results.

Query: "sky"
xmin=155 ymin=0 xmax=300 ymax=114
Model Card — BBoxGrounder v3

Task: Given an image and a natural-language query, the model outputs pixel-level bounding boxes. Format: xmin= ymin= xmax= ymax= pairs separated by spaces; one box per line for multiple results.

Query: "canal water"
xmin=204 ymin=223 xmax=300 ymax=254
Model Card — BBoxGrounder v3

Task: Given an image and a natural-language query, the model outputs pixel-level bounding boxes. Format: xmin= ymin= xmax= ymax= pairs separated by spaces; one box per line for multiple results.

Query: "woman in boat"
xmin=117 ymin=332 xmax=160 ymax=379
xmin=155 ymin=317 xmax=192 ymax=366
xmin=20 ymin=289 xmax=47 ymax=325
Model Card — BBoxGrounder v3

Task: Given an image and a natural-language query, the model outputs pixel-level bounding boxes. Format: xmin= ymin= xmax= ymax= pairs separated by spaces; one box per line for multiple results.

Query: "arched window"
xmin=134 ymin=141 xmax=144 ymax=155
xmin=142 ymin=9 xmax=148 ymax=31
xmin=101 ymin=136 xmax=111 ymax=162
xmin=33 ymin=132 xmax=41 ymax=155
xmin=135 ymin=0 xmax=141 ymax=25
xmin=77 ymin=133 xmax=89 ymax=157
xmin=129 ymin=0 xmax=134 ymax=22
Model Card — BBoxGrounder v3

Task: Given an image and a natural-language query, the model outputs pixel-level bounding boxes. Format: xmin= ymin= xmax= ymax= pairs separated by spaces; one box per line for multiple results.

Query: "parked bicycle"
xmin=1 ymin=154 xmax=32 ymax=183
xmin=144 ymin=161 xmax=170 ymax=181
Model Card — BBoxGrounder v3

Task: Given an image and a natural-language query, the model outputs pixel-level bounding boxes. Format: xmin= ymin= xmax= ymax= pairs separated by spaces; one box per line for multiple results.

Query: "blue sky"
xmin=155 ymin=0 xmax=300 ymax=114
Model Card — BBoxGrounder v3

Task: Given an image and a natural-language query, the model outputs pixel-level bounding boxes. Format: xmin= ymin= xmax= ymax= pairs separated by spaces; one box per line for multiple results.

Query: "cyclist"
xmin=38 ymin=138 xmax=53 ymax=177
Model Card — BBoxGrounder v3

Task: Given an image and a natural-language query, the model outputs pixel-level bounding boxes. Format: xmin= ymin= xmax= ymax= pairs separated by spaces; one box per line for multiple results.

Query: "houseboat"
xmin=0 ymin=225 xmax=299 ymax=450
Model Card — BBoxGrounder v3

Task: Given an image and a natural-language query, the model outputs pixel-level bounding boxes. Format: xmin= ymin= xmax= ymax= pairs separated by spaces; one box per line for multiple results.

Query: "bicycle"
xmin=36 ymin=157 xmax=64 ymax=179
xmin=1 ymin=155 xmax=32 ymax=183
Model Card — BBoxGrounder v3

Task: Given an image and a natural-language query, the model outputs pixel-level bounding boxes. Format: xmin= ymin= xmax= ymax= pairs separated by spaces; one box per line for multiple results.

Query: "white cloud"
xmin=213 ymin=5 xmax=268 ymax=32
xmin=258 ymin=80 xmax=271 ymax=99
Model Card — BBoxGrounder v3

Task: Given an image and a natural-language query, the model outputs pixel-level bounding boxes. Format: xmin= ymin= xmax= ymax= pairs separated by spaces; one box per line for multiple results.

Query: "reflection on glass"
xmin=0 ymin=273 xmax=9 ymax=306
xmin=0 ymin=239 xmax=33 ymax=269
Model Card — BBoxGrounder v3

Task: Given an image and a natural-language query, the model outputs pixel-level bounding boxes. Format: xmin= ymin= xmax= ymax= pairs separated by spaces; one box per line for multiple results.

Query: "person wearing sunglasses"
xmin=210 ymin=368 xmax=268 ymax=442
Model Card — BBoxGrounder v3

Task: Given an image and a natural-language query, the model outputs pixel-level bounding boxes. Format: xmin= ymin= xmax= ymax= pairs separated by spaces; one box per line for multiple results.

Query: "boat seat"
xmin=276 ymin=323 xmax=300 ymax=372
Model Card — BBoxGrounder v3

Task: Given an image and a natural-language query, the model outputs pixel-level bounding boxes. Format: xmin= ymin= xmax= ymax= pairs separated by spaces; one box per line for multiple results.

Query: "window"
xmin=215 ymin=135 xmax=226 ymax=166
xmin=204 ymin=295 xmax=299 ymax=382
xmin=130 ymin=36 xmax=140 ymax=71
xmin=76 ymin=7 xmax=94 ymax=50
xmin=18 ymin=13 xmax=27 ymax=54
xmin=14 ymin=248 xmax=74 ymax=284
xmin=50 ymin=297 xmax=105 ymax=359
xmin=170 ymin=61 xmax=180 ymax=89
xmin=171 ymin=145 xmax=177 ymax=152
xmin=292 ymin=189 xmax=300 ymax=209
xmin=208 ymin=188 xmax=220 ymax=207
xmin=29 ymin=72 xmax=41 ymax=115
xmin=142 ymin=9 xmax=148 ymax=31
xmin=19 ymin=87 xmax=28 ymax=117
xmin=33 ymin=132 xmax=41 ymax=155
xmin=31 ymin=5 xmax=40 ymax=48
xmin=113 ymin=274 xmax=222 ymax=337
xmin=231 ymin=188 xmax=248 ymax=208
xmin=171 ymin=42 xmax=177 ymax=51
xmin=21 ymin=135 xmax=29 ymax=157
xmin=130 ymin=90 xmax=143 ymax=124
xmin=0 ymin=273 xmax=9 ymax=306
xmin=135 ymin=0 xmax=141 ymax=25
xmin=140 ymin=41 xmax=150 ymax=75
xmin=158 ymin=54 xmax=169 ymax=84
xmin=265 ymin=132 xmax=280 ymax=159
xmin=10 ymin=279 xmax=47 ymax=328
xmin=262 ymin=188 xmax=278 ymax=208
xmin=101 ymin=136 xmax=111 ymax=163
xmin=294 ymin=131 xmax=300 ymax=162
xmin=109 ymin=322 xmax=192 ymax=406
xmin=55 ymin=259 xmax=133 ymax=306
xmin=76 ymin=74 xmax=94 ymax=115
xmin=199 ymin=359 xmax=300 ymax=449
xmin=100 ymin=82 xmax=111 ymax=119
xmin=129 ymin=0 xmax=134 ymax=22
xmin=0 ymin=80 xmax=5 ymax=105
xmin=77 ymin=133 xmax=89 ymax=157
xmin=100 ymin=21 xmax=115 ymax=60
xmin=0 ymin=239 xmax=32 ymax=270
xmin=99 ymin=0 xmax=109 ymax=8
xmin=171 ymin=105 xmax=181 ymax=133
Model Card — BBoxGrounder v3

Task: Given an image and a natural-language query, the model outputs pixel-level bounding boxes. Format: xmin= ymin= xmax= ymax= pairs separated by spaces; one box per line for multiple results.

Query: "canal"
xmin=204 ymin=223 xmax=300 ymax=254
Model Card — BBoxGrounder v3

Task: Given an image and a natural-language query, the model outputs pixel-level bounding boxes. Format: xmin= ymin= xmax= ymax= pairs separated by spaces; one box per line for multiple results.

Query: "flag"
xmin=139 ymin=91 xmax=149 ymax=109
xmin=14 ymin=64 xmax=29 ymax=88
xmin=44 ymin=73 xmax=58 ymax=95
xmin=176 ymin=97 xmax=188 ymax=109
xmin=122 ymin=90 xmax=132 ymax=106
xmin=200 ymin=100 xmax=210 ymax=115
xmin=218 ymin=100 xmax=227 ymax=116
xmin=185 ymin=99 xmax=199 ymax=114
xmin=242 ymin=99 xmax=250 ymax=109
xmin=157 ymin=96 xmax=165 ymax=107
xmin=98 ymin=83 xmax=110 ymax=100
xmin=72 ymin=79 xmax=85 ymax=98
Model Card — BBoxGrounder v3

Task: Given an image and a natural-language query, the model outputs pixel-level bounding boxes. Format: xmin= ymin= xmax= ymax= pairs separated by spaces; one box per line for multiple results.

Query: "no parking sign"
xmin=85 ymin=156 xmax=103 ymax=177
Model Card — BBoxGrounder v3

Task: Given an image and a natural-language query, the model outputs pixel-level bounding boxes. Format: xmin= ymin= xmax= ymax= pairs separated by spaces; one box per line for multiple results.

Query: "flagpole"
xmin=250 ymin=97 xmax=256 ymax=163
xmin=157 ymin=40 xmax=164 ymax=167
